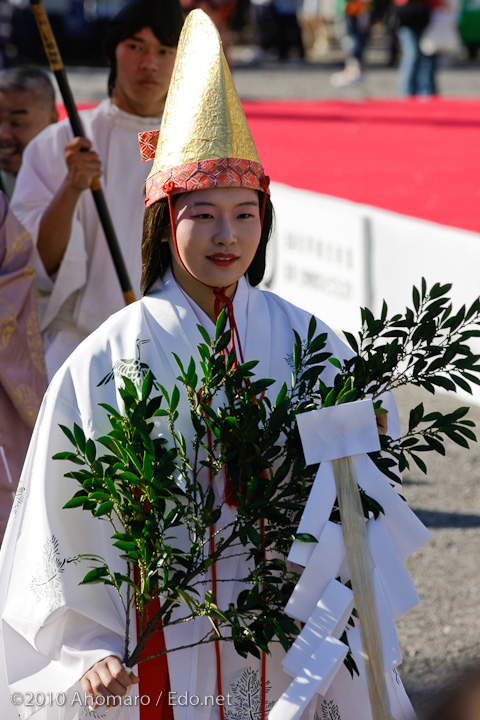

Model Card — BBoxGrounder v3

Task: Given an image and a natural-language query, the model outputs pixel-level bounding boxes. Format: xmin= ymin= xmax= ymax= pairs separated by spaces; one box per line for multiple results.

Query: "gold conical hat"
xmin=140 ymin=9 xmax=268 ymax=206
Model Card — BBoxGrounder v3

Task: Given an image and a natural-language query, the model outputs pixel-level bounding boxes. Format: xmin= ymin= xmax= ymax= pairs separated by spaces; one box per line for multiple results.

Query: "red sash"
xmin=134 ymin=572 xmax=173 ymax=719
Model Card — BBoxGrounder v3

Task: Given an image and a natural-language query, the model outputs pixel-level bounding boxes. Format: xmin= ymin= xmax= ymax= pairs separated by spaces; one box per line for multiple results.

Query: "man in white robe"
xmin=11 ymin=0 xmax=184 ymax=380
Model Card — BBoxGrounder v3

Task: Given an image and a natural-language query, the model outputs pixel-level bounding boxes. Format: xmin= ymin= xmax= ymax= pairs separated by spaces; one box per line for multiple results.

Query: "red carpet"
xmin=68 ymin=99 xmax=480 ymax=234
xmin=243 ymin=99 xmax=480 ymax=234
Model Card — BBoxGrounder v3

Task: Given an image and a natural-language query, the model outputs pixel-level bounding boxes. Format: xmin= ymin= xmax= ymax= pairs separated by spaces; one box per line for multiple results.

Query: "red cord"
xmin=163 ymin=178 xmax=270 ymax=369
xmin=210 ymin=523 xmax=226 ymax=720
xmin=260 ymin=176 xmax=270 ymax=228
xmin=133 ymin=567 xmax=173 ymax=720
xmin=165 ymin=180 xmax=268 ymax=720
xmin=261 ymin=516 xmax=267 ymax=720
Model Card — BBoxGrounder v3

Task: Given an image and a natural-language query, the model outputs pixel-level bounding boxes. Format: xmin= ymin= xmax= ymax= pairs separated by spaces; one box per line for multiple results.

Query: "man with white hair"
xmin=0 ymin=65 xmax=57 ymax=197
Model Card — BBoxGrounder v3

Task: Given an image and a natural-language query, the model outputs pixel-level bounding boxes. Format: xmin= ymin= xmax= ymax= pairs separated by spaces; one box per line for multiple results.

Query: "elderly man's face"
xmin=0 ymin=89 xmax=57 ymax=175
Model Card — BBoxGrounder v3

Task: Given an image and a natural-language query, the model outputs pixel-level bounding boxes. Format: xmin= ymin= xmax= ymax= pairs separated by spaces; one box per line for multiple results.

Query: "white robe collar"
xmin=101 ymin=98 xmax=162 ymax=132
xmin=162 ymin=267 xmax=250 ymax=350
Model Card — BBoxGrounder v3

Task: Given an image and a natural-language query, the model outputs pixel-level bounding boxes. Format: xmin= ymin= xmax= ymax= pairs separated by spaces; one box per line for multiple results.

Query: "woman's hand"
xmin=80 ymin=655 xmax=139 ymax=709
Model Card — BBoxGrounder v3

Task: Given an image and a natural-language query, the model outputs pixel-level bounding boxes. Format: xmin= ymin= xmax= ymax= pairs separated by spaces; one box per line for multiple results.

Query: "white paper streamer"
xmin=352 ymin=453 xmax=431 ymax=560
xmin=285 ymin=522 xmax=345 ymax=623
xmin=287 ymin=462 xmax=336 ymax=567
xmin=269 ymin=636 xmax=348 ymax=720
xmin=367 ymin=514 xmax=419 ymax=620
xmin=283 ymin=579 xmax=354 ymax=678
xmin=296 ymin=399 xmax=381 ymax=465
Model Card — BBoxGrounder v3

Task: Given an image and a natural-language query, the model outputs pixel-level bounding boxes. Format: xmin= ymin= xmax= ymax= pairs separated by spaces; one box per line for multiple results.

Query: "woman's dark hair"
xmin=104 ymin=0 xmax=184 ymax=96
xmin=141 ymin=190 xmax=274 ymax=295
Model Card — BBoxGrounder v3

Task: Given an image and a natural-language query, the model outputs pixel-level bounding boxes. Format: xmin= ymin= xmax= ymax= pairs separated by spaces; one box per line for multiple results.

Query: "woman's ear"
xmin=160 ymin=228 xmax=173 ymax=244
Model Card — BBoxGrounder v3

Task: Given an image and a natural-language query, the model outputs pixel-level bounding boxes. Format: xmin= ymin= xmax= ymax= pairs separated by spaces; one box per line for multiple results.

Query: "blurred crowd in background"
xmin=0 ymin=0 xmax=476 ymax=92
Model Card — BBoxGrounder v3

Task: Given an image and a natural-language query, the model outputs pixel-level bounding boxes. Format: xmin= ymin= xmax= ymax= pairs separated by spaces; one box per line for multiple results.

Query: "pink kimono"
xmin=0 ymin=191 xmax=46 ymax=539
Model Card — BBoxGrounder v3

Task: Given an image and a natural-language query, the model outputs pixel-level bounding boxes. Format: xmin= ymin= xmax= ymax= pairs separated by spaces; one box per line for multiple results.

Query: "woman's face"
xmin=166 ymin=187 xmax=262 ymax=313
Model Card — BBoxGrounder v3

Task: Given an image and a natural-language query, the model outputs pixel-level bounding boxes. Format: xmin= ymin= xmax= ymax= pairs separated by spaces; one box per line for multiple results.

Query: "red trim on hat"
xmin=145 ymin=158 xmax=269 ymax=207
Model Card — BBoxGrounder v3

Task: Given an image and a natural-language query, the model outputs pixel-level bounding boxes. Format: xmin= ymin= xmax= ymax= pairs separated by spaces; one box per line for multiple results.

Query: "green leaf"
xmin=59 ymin=424 xmax=76 ymax=447
xmin=412 ymin=285 xmax=420 ymax=312
xmin=430 ymin=282 xmax=452 ymax=299
xmin=215 ymin=310 xmax=227 ymax=341
xmin=215 ymin=332 xmax=231 ymax=354
xmin=80 ymin=567 xmax=109 ymax=585
xmin=53 ymin=451 xmax=84 ymax=465
xmin=122 ymin=375 xmax=138 ymax=398
xmin=197 ymin=324 xmax=211 ymax=345
xmin=85 ymin=438 xmax=96 ymax=464
xmin=323 ymin=388 xmax=336 ymax=407
xmin=456 ymin=425 xmax=477 ymax=442
xmin=246 ymin=523 xmax=262 ymax=548
xmin=73 ymin=424 xmax=86 ymax=454
xmin=421 ymin=276 xmax=427 ymax=299
xmin=275 ymin=383 xmax=288 ymax=406
xmin=307 ymin=315 xmax=317 ymax=343
xmin=98 ymin=403 xmax=121 ymax=418
xmin=177 ymin=588 xmax=195 ymax=609
xmin=444 ymin=429 xmax=470 ymax=448
xmin=119 ymin=471 xmax=141 ymax=483
xmin=411 ymin=453 xmax=427 ymax=474
xmin=429 ymin=376 xmax=456 ymax=392
xmin=141 ymin=371 xmax=154 ymax=400
xmin=408 ymin=403 xmax=424 ymax=432
xmin=113 ymin=539 xmax=137 ymax=552
xmin=343 ymin=331 xmax=359 ymax=354
xmin=337 ymin=388 xmax=358 ymax=405
xmin=63 ymin=494 xmax=88 ymax=509
xmin=95 ymin=501 xmax=115 ymax=516
xmin=295 ymin=533 xmax=318 ymax=543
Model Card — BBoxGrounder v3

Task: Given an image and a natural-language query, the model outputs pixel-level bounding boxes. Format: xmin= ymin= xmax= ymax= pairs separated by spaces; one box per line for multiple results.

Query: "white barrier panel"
xmin=264 ymin=181 xmax=480 ymax=402
xmin=264 ymin=183 xmax=370 ymax=333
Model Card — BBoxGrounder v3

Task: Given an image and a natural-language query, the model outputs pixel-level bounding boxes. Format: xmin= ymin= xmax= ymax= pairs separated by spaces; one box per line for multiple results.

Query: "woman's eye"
xmin=193 ymin=213 xmax=213 ymax=220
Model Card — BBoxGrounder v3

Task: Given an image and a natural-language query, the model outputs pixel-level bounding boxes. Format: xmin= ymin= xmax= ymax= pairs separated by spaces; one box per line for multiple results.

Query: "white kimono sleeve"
xmin=0 ymin=377 xmax=131 ymax=720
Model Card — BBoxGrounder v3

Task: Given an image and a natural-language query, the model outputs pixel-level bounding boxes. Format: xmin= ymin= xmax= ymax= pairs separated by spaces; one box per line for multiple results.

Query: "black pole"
xmin=29 ymin=0 xmax=135 ymax=305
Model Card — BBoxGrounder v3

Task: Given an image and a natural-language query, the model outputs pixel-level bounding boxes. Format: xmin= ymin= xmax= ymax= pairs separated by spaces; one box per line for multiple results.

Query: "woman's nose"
xmin=213 ymin=216 xmax=235 ymax=244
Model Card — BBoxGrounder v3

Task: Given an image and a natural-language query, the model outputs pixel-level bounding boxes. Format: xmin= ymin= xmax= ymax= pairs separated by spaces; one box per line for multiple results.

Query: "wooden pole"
xmin=29 ymin=0 xmax=136 ymax=305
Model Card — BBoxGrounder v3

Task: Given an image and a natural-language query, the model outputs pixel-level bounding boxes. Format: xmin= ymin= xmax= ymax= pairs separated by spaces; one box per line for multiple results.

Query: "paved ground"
xmin=394 ymin=385 xmax=480 ymax=718
xmin=61 ymin=37 xmax=480 ymax=718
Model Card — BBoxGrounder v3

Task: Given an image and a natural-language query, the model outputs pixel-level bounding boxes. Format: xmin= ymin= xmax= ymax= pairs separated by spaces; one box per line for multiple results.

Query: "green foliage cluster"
xmin=55 ymin=280 xmax=480 ymax=669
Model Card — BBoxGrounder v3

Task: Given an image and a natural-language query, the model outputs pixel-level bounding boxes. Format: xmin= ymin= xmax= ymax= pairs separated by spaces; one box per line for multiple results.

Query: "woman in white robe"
xmin=0 ymin=10 xmax=428 ymax=720
xmin=1 ymin=257 xmax=356 ymax=720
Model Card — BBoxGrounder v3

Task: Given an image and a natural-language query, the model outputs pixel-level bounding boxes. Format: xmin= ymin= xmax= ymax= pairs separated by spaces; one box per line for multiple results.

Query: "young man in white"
xmin=11 ymin=0 xmax=184 ymax=380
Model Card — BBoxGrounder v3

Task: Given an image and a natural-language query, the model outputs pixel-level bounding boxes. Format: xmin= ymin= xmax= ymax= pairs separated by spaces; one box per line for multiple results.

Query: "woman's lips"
xmin=207 ymin=254 xmax=238 ymax=267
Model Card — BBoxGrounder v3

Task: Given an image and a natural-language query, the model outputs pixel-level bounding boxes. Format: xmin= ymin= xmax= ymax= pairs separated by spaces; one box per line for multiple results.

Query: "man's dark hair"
xmin=104 ymin=0 xmax=184 ymax=96
xmin=0 ymin=66 xmax=56 ymax=111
